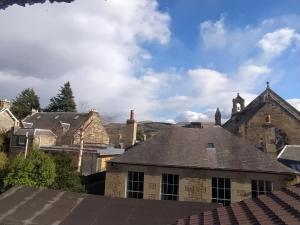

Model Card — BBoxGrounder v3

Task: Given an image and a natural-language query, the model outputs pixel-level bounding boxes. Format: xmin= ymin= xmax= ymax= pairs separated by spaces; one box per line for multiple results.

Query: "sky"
xmin=0 ymin=0 xmax=299 ymax=123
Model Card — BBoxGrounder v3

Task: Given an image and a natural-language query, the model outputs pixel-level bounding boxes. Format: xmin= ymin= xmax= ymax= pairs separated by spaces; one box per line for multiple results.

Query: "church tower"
xmin=232 ymin=93 xmax=245 ymax=115
xmin=215 ymin=108 xmax=221 ymax=126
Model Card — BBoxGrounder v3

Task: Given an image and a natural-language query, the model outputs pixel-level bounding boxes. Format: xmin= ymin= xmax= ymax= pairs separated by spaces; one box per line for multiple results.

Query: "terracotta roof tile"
xmin=174 ymin=184 xmax=300 ymax=225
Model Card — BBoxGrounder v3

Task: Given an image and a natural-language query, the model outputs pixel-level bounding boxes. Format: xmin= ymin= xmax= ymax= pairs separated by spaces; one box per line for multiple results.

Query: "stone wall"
xmin=73 ymin=112 xmax=109 ymax=145
xmin=105 ymin=163 xmax=293 ymax=203
xmin=0 ymin=111 xmax=15 ymax=132
xmin=239 ymin=102 xmax=300 ymax=153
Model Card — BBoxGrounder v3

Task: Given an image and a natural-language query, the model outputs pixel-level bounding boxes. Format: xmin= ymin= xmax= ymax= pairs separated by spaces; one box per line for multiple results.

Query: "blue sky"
xmin=0 ymin=0 xmax=299 ymax=122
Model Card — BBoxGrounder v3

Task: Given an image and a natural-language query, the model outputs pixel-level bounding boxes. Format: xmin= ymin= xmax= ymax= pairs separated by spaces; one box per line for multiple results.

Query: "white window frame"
xmin=211 ymin=177 xmax=231 ymax=206
xmin=126 ymin=171 xmax=144 ymax=199
xmin=251 ymin=180 xmax=273 ymax=198
xmin=160 ymin=173 xmax=179 ymax=201
xmin=18 ymin=136 xmax=26 ymax=146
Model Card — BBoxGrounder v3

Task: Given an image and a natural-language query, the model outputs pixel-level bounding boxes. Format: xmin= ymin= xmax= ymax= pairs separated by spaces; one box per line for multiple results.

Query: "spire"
xmin=215 ymin=108 xmax=221 ymax=126
xmin=266 ymin=81 xmax=270 ymax=89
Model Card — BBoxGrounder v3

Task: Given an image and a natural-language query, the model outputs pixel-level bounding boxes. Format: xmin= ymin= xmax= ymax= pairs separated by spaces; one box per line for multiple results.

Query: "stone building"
xmin=0 ymin=99 xmax=19 ymax=132
xmin=105 ymin=126 xmax=297 ymax=205
xmin=105 ymin=110 xmax=137 ymax=148
xmin=223 ymin=84 xmax=300 ymax=154
xmin=10 ymin=110 xmax=112 ymax=175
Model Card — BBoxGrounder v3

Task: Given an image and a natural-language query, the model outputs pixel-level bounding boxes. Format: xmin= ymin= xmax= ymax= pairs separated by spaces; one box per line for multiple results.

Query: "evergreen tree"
xmin=11 ymin=88 xmax=40 ymax=119
xmin=45 ymin=81 xmax=77 ymax=112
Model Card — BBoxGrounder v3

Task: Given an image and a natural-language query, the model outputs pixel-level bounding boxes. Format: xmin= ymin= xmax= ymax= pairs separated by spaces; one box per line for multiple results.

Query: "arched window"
xmin=265 ymin=114 xmax=271 ymax=123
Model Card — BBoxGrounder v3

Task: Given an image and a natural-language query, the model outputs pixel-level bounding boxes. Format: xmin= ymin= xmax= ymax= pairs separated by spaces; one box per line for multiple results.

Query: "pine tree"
xmin=46 ymin=81 xmax=77 ymax=112
xmin=11 ymin=88 xmax=40 ymax=119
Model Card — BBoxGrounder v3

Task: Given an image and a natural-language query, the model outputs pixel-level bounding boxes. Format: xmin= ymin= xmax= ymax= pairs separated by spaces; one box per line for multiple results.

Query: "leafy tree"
xmin=51 ymin=152 xmax=85 ymax=193
xmin=0 ymin=152 xmax=8 ymax=192
xmin=45 ymin=81 xmax=77 ymax=112
xmin=4 ymin=150 xmax=55 ymax=190
xmin=11 ymin=88 xmax=40 ymax=119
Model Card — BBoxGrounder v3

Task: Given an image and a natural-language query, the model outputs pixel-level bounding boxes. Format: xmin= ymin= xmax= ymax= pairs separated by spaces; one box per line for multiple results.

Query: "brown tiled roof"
xmin=0 ymin=186 xmax=218 ymax=225
xmin=23 ymin=112 xmax=92 ymax=136
xmin=112 ymin=126 xmax=296 ymax=175
xmin=174 ymin=184 xmax=300 ymax=225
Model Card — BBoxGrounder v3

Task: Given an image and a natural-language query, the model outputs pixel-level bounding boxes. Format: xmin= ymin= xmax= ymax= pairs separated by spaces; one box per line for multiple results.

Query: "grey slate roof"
xmin=278 ymin=145 xmax=300 ymax=172
xmin=23 ymin=112 xmax=92 ymax=136
xmin=0 ymin=186 xmax=218 ymax=225
xmin=223 ymin=87 xmax=300 ymax=130
xmin=14 ymin=128 xmax=56 ymax=137
xmin=112 ymin=126 xmax=296 ymax=175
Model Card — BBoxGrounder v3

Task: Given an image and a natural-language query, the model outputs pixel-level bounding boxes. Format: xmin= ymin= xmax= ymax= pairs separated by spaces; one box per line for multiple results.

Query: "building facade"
xmin=0 ymin=99 xmax=18 ymax=132
xmin=105 ymin=126 xmax=297 ymax=205
xmin=223 ymin=84 xmax=300 ymax=154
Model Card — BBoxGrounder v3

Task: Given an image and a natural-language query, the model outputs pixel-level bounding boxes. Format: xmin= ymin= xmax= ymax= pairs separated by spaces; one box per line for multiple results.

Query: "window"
xmin=17 ymin=136 xmax=26 ymax=146
xmin=207 ymin=143 xmax=215 ymax=148
xmin=251 ymin=180 xmax=272 ymax=198
xmin=127 ymin=171 xmax=144 ymax=199
xmin=212 ymin=177 xmax=231 ymax=206
xmin=161 ymin=174 xmax=179 ymax=200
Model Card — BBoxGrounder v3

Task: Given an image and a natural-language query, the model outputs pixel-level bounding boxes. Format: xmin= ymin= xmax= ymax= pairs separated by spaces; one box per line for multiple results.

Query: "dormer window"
xmin=207 ymin=143 xmax=215 ymax=148
xmin=74 ymin=115 xmax=79 ymax=120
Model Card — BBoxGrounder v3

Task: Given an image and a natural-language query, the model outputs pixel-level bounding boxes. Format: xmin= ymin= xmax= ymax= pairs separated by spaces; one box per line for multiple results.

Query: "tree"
xmin=51 ymin=152 xmax=85 ymax=193
xmin=4 ymin=150 xmax=55 ymax=190
xmin=45 ymin=81 xmax=77 ymax=112
xmin=11 ymin=88 xmax=40 ymax=119
xmin=0 ymin=152 xmax=8 ymax=192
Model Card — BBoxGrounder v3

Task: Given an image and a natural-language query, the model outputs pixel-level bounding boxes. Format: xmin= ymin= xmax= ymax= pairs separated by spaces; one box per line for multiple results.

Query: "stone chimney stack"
xmin=0 ymin=99 xmax=11 ymax=110
xmin=215 ymin=108 xmax=221 ymax=126
xmin=124 ymin=110 xmax=137 ymax=148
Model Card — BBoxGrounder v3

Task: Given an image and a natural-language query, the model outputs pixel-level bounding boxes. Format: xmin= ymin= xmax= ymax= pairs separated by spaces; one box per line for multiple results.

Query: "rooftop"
xmin=112 ymin=126 xmax=296 ymax=175
xmin=175 ymin=184 xmax=300 ymax=225
xmin=0 ymin=186 xmax=218 ymax=225
xmin=278 ymin=145 xmax=300 ymax=172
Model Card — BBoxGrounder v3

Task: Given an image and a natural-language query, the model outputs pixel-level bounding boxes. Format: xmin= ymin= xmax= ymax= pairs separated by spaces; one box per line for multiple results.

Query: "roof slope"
xmin=23 ymin=112 xmax=91 ymax=136
xmin=223 ymin=87 xmax=300 ymax=129
xmin=278 ymin=145 xmax=300 ymax=172
xmin=112 ymin=126 xmax=295 ymax=174
xmin=0 ymin=186 xmax=218 ymax=225
xmin=175 ymin=184 xmax=300 ymax=225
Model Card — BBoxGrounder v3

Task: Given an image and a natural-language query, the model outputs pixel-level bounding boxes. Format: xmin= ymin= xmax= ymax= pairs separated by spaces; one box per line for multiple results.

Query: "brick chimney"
xmin=124 ymin=110 xmax=137 ymax=148
xmin=0 ymin=99 xmax=11 ymax=110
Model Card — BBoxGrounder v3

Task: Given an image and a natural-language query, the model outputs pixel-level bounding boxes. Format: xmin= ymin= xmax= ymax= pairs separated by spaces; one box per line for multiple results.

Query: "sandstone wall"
xmin=0 ymin=111 xmax=15 ymax=132
xmin=105 ymin=163 xmax=291 ymax=203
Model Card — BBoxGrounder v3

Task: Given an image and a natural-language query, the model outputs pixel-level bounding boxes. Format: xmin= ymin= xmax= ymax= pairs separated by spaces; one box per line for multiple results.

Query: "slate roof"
xmin=14 ymin=128 xmax=56 ymax=137
xmin=23 ymin=112 xmax=92 ymax=136
xmin=278 ymin=145 xmax=300 ymax=172
xmin=40 ymin=145 xmax=124 ymax=156
xmin=112 ymin=126 xmax=296 ymax=175
xmin=223 ymin=87 xmax=300 ymax=130
xmin=174 ymin=184 xmax=300 ymax=225
xmin=0 ymin=186 xmax=218 ymax=225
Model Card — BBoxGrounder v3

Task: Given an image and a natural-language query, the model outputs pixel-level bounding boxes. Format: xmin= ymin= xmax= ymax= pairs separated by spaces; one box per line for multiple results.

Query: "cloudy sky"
xmin=0 ymin=0 xmax=299 ymax=122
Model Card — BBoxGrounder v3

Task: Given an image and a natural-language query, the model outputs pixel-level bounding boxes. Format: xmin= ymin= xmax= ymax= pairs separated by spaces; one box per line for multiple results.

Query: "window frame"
xmin=160 ymin=173 xmax=179 ymax=201
xmin=17 ymin=136 xmax=26 ymax=146
xmin=251 ymin=180 xmax=273 ymax=198
xmin=126 ymin=171 xmax=144 ymax=199
xmin=211 ymin=177 xmax=231 ymax=206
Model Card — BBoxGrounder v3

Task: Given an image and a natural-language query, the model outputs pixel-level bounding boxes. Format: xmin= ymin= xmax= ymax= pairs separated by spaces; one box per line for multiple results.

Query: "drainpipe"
xmin=24 ymin=132 xmax=29 ymax=158
xmin=77 ymin=128 xmax=84 ymax=173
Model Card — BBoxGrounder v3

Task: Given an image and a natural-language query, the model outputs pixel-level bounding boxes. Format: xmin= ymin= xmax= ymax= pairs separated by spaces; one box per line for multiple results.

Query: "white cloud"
xmin=258 ymin=28 xmax=300 ymax=58
xmin=0 ymin=0 xmax=170 ymax=121
xmin=199 ymin=15 xmax=226 ymax=49
xmin=175 ymin=110 xmax=209 ymax=122
xmin=288 ymin=99 xmax=300 ymax=111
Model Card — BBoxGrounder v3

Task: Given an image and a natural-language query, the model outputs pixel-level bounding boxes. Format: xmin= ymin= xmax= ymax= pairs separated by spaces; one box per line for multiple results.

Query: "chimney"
xmin=127 ymin=109 xmax=135 ymax=124
xmin=0 ymin=99 xmax=11 ymax=110
xmin=215 ymin=108 xmax=221 ymax=126
xmin=124 ymin=110 xmax=137 ymax=148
